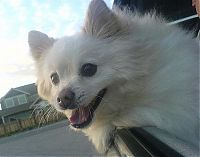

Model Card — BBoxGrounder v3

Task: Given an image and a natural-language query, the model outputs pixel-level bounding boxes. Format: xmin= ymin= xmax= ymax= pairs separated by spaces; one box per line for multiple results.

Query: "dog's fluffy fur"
xmin=28 ymin=0 xmax=199 ymax=155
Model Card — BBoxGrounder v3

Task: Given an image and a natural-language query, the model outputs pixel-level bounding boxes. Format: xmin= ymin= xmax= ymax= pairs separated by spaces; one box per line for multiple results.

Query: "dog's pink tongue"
xmin=69 ymin=106 xmax=89 ymax=125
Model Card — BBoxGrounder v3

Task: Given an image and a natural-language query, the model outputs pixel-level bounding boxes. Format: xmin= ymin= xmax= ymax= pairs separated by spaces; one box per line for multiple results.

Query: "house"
xmin=0 ymin=83 xmax=44 ymax=124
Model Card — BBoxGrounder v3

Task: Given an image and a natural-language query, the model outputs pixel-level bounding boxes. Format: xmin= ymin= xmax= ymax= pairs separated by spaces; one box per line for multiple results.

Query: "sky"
xmin=0 ymin=0 xmax=114 ymax=100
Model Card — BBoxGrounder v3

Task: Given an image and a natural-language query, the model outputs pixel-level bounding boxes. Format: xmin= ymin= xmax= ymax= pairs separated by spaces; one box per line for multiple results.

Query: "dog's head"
xmin=28 ymin=0 xmax=137 ymax=129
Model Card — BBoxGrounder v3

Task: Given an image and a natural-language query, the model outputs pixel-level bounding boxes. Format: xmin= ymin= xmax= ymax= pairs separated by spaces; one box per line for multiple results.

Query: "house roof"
xmin=15 ymin=83 xmax=37 ymax=95
xmin=1 ymin=83 xmax=37 ymax=99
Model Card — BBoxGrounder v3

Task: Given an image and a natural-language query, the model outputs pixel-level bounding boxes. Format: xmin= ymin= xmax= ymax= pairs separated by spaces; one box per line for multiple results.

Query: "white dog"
xmin=28 ymin=0 xmax=199 ymax=155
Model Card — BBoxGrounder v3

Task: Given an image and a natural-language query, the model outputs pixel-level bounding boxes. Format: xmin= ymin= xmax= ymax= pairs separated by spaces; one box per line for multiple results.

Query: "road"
xmin=0 ymin=120 xmax=100 ymax=156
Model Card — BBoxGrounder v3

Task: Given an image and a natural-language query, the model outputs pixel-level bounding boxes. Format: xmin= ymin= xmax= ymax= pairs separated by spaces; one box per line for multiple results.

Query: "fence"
xmin=0 ymin=114 xmax=66 ymax=137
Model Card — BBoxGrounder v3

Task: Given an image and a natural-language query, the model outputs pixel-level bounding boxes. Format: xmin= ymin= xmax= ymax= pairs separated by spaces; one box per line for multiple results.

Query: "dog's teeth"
xmin=64 ymin=110 xmax=73 ymax=119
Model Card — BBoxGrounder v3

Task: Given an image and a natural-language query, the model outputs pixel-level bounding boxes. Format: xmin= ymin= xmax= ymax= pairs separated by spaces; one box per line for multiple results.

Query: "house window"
xmin=18 ymin=95 xmax=27 ymax=105
xmin=5 ymin=98 xmax=15 ymax=108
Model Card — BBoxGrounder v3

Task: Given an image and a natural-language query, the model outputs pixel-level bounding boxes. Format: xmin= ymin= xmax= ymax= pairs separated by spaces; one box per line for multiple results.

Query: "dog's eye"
xmin=50 ymin=72 xmax=60 ymax=85
xmin=81 ymin=63 xmax=97 ymax=77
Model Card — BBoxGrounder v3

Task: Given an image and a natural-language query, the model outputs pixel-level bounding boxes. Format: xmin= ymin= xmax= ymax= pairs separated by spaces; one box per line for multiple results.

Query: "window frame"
xmin=17 ymin=94 xmax=27 ymax=105
xmin=5 ymin=97 xmax=15 ymax=108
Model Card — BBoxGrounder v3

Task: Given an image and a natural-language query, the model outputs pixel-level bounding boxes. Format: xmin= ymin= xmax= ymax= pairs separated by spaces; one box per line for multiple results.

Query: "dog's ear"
xmin=83 ymin=0 xmax=122 ymax=38
xmin=28 ymin=30 xmax=55 ymax=60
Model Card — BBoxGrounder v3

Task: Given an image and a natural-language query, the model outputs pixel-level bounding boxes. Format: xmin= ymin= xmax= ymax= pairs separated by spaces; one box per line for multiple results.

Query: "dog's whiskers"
xmin=38 ymin=106 xmax=52 ymax=128
xmin=46 ymin=106 xmax=57 ymax=122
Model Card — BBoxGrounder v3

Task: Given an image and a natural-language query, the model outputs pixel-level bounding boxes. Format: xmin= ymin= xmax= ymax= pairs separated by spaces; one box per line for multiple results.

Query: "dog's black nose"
xmin=57 ymin=88 xmax=75 ymax=109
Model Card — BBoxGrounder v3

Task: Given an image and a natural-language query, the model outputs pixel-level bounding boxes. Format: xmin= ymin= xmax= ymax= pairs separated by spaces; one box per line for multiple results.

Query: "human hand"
xmin=192 ymin=0 xmax=200 ymax=16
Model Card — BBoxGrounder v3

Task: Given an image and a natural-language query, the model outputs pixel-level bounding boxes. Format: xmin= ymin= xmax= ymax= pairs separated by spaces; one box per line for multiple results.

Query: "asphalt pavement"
xmin=0 ymin=120 xmax=100 ymax=156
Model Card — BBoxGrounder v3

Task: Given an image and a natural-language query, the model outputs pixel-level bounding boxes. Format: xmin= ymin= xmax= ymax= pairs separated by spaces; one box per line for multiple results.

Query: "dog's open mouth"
xmin=69 ymin=88 xmax=107 ymax=129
